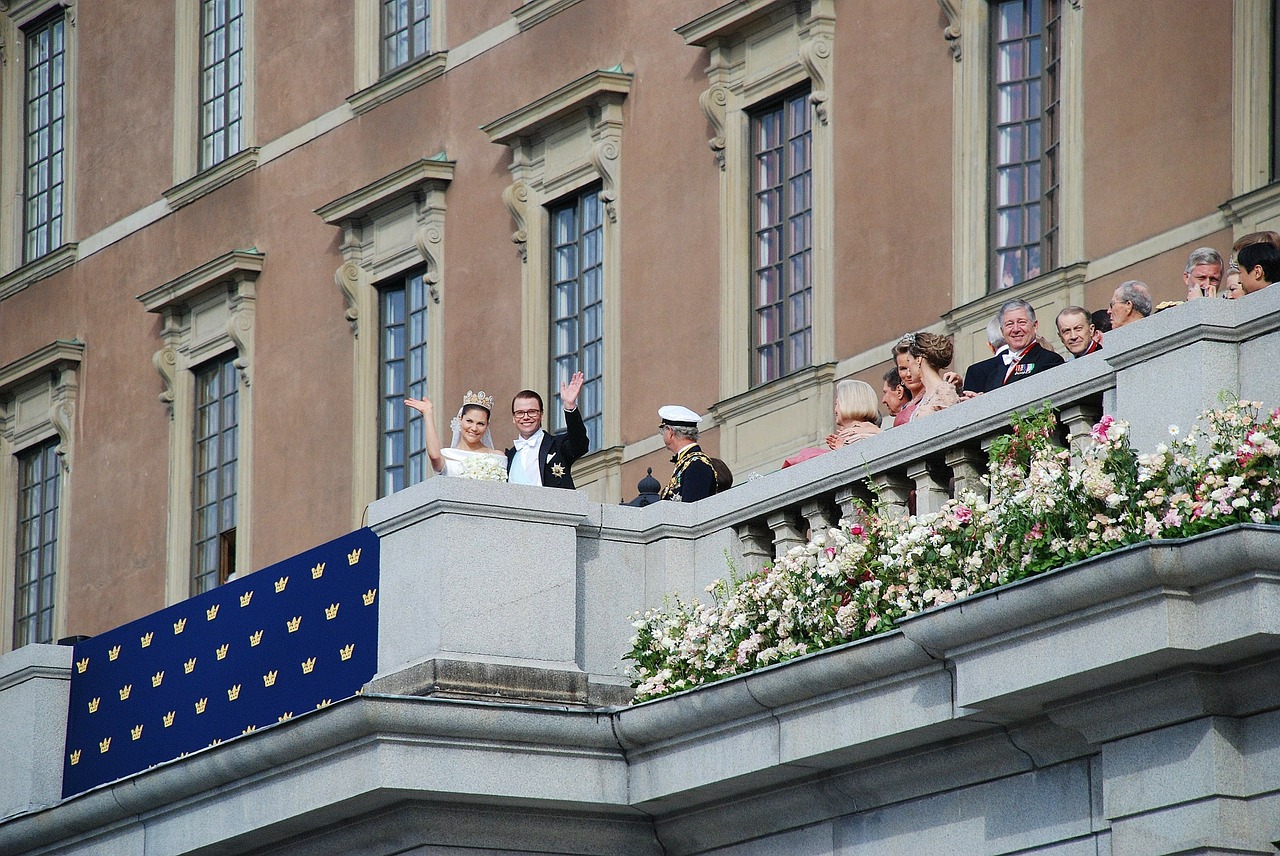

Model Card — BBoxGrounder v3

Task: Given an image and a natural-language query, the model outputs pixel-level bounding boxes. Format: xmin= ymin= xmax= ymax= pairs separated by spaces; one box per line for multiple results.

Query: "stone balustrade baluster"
xmin=766 ymin=510 xmax=806 ymax=559
xmin=870 ymin=473 xmax=912 ymax=520
xmin=907 ymin=460 xmax=950 ymax=516
xmin=1058 ymin=401 xmax=1103 ymax=463
xmin=944 ymin=446 xmax=987 ymax=501
xmin=800 ymin=498 xmax=835 ymax=538
xmin=734 ymin=522 xmax=774 ymax=574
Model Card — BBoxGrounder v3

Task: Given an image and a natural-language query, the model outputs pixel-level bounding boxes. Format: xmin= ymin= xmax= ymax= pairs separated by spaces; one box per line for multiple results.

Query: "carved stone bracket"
xmin=415 ymin=197 xmax=446 ymax=303
xmin=799 ymin=0 xmax=835 ymax=125
xmin=334 ymin=260 xmax=363 ymax=336
xmin=937 ymin=0 xmax=962 ymax=62
xmin=48 ymin=364 xmax=78 ymax=470
xmin=590 ymin=107 xmax=622 ymax=223
xmin=502 ymin=180 xmax=530 ymax=262
xmin=698 ymin=82 xmax=729 ymax=169
xmin=152 ymin=312 xmax=183 ymax=418
xmin=226 ymin=276 xmax=257 ymax=388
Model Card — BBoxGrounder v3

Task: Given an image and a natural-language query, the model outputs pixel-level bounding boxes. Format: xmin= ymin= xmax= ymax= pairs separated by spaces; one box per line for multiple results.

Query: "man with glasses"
xmin=1108 ymin=280 xmax=1152 ymax=329
xmin=506 ymin=371 xmax=589 ymax=489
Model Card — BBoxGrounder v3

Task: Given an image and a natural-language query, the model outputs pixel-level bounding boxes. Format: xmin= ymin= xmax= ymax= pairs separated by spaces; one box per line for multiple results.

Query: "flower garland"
xmin=625 ymin=399 xmax=1280 ymax=702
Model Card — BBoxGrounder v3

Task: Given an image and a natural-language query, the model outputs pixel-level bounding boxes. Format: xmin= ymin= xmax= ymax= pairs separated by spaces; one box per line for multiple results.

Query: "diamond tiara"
xmin=462 ymin=390 xmax=495 ymax=411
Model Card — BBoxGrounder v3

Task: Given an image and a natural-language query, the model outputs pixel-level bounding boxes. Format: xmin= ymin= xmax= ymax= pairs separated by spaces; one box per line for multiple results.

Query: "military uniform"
xmin=659 ymin=444 xmax=718 ymax=502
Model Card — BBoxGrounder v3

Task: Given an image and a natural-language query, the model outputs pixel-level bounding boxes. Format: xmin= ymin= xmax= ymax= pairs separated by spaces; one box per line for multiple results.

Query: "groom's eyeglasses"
xmin=513 ymin=409 xmax=542 ymax=419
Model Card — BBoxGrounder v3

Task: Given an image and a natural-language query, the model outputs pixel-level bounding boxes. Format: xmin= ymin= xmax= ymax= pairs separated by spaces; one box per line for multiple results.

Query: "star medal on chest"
xmin=551 ymin=463 xmax=566 ymax=478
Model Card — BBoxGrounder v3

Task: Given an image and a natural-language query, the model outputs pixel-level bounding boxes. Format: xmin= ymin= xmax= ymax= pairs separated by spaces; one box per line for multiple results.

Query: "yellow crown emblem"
xmin=263 ymin=670 xmax=278 ymax=687
xmin=140 ymin=631 xmax=154 ymax=648
xmin=206 ymin=604 xmax=219 ymax=621
xmin=109 ymin=645 xmax=121 ymax=661
xmin=242 ymin=725 xmax=256 ymax=735
xmin=240 ymin=590 xmax=253 ymax=607
xmin=210 ymin=738 xmax=222 ymax=747
xmin=301 ymin=657 xmax=316 ymax=674
xmin=173 ymin=617 xmax=187 ymax=634
xmin=70 ymin=749 xmax=81 ymax=765
xmin=99 ymin=737 xmax=112 ymax=754
xmin=287 ymin=616 xmax=301 ymax=633
xmin=340 ymin=644 xmax=354 ymax=661
xmin=316 ymin=699 xmax=332 ymax=709
xmin=162 ymin=711 xmax=175 ymax=727
xmin=88 ymin=697 xmax=100 ymax=713
xmin=348 ymin=548 xmax=362 ymax=566
xmin=277 ymin=712 xmax=293 ymax=722
xmin=274 ymin=576 xmax=288 ymax=593
xmin=227 ymin=684 xmax=241 ymax=701
xmin=184 ymin=657 xmax=197 ymax=674
xmin=119 ymin=684 xmax=132 ymax=701
xmin=76 ymin=657 xmax=89 ymax=673
xmin=463 ymin=389 xmax=495 ymax=410
xmin=325 ymin=603 xmax=339 ymax=620
xmin=131 ymin=724 xmax=144 ymax=741
xmin=195 ymin=698 xmax=208 ymax=714
xmin=311 ymin=562 xmax=325 ymax=579
xmin=151 ymin=670 xmax=164 ymax=688
xmin=216 ymin=643 xmax=229 ymax=660
xmin=362 ymin=588 xmax=377 ymax=606
xmin=250 ymin=629 xmax=263 ymax=647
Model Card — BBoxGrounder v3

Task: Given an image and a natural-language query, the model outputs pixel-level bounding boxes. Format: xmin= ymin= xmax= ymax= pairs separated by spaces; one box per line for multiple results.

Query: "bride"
xmin=404 ymin=390 xmax=508 ymax=477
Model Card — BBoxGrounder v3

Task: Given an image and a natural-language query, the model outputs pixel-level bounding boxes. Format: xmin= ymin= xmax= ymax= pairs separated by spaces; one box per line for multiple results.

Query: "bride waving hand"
xmin=405 ymin=390 xmax=507 ymax=478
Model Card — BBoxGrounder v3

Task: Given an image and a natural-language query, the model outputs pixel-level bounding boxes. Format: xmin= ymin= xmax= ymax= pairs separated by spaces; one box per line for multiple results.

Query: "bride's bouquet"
xmin=460 ymin=454 xmax=509 ymax=482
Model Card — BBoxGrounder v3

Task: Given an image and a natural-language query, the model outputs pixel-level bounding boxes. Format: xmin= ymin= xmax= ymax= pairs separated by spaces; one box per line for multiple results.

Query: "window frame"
xmin=548 ymin=186 xmax=605 ymax=448
xmin=749 ymin=85 xmax=814 ymax=387
xmin=0 ymin=340 xmax=80 ymax=653
xmin=197 ymin=0 xmax=246 ymax=172
xmin=13 ymin=437 xmax=60 ymax=647
xmin=377 ymin=268 xmax=432 ymax=497
xmin=190 ymin=354 xmax=239 ymax=594
xmin=21 ymin=10 xmax=67 ymax=264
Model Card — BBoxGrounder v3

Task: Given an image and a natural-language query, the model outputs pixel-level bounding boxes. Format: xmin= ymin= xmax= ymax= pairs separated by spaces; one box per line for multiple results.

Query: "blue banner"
xmin=62 ymin=528 xmax=379 ymax=797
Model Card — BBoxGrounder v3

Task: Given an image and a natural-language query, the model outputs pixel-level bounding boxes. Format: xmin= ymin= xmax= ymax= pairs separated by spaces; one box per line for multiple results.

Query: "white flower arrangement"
xmin=460 ymin=454 xmax=509 ymax=482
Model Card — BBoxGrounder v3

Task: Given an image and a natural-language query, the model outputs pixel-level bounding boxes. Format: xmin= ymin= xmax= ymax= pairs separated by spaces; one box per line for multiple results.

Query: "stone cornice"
xmin=481 ymin=69 xmax=632 ymax=146
xmin=512 ymin=0 xmax=585 ymax=31
xmin=315 ymin=157 xmax=456 ymax=226
xmin=137 ymin=250 xmax=266 ymax=313
xmin=0 ymin=339 xmax=84 ymax=395
xmin=675 ymin=0 xmax=799 ymax=47
xmin=163 ymin=148 xmax=261 ymax=212
xmin=0 ymin=244 xmax=79 ymax=303
xmin=347 ymin=52 xmax=448 ymax=116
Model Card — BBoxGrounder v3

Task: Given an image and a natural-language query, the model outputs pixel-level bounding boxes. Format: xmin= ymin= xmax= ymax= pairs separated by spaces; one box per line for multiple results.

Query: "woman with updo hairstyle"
xmin=905 ymin=332 xmax=960 ymax=421
xmin=890 ymin=335 xmax=926 ymax=426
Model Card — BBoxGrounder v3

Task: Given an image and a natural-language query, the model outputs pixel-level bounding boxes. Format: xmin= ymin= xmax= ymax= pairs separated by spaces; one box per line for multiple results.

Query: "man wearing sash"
xmin=657 ymin=405 xmax=719 ymax=503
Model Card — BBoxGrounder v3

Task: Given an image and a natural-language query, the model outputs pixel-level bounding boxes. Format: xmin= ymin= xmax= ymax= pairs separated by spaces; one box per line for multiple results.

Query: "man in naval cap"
xmin=657 ymin=405 xmax=719 ymax=503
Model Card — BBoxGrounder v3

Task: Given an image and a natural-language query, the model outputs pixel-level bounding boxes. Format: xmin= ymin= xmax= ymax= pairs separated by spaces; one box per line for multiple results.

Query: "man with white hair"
xmin=657 ymin=405 xmax=719 ymax=502
xmin=966 ymin=299 xmax=1064 ymax=393
xmin=961 ymin=314 xmax=1009 ymax=394
xmin=1183 ymin=247 xmax=1224 ymax=299
xmin=1108 ymin=280 xmax=1152 ymax=329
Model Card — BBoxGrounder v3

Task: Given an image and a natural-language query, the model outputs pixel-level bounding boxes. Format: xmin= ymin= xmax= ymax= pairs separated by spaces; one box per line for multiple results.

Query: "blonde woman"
xmin=782 ymin=379 xmax=881 ymax=466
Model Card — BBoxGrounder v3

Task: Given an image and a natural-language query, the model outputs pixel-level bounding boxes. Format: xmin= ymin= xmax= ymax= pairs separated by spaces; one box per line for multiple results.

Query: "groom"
xmin=506 ymin=371 xmax=590 ymax=489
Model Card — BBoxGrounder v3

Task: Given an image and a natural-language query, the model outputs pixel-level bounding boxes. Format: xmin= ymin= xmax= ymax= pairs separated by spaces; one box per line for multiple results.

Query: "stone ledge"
xmin=366 ymin=657 xmax=631 ymax=706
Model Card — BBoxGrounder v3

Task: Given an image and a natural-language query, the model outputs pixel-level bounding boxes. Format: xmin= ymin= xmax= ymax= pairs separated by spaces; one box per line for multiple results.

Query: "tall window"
xmin=192 ymin=356 xmax=238 ymax=594
xmin=23 ymin=12 xmax=66 ymax=263
xmin=550 ymin=188 xmax=604 ymax=450
xmin=991 ymin=0 xmax=1060 ymax=291
xmin=13 ymin=439 xmax=59 ymax=647
xmin=382 ymin=0 xmax=431 ymax=73
xmin=751 ymin=88 xmax=813 ymax=386
xmin=379 ymin=271 xmax=430 ymax=495
xmin=199 ymin=0 xmax=244 ymax=170
xmin=1272 ymin=0 xmax=1280 ymax=182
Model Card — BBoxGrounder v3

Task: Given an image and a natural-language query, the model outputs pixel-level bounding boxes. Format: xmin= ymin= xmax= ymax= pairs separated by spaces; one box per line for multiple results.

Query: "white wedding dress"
xmin=439 ymin=447 xmax=504 ymax=478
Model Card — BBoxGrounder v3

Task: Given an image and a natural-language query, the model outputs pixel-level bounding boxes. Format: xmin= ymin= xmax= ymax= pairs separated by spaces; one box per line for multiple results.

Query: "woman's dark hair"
xmin=908 ymin=332 xmax=954 ymax=369
xmin=461 ymin=403 xmax=491 ymax=419
xmin=882 ymin=366 xmax=913 ymax=401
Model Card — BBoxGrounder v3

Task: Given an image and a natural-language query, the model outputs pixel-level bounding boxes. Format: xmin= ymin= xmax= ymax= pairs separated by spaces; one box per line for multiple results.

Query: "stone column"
xmin=945 ymin=446 xmax=987 ymax=501
xmin=907 ymin=460 xmax=950 ymax=516
xmin=871 ymin=473 xmax=913 ymax=520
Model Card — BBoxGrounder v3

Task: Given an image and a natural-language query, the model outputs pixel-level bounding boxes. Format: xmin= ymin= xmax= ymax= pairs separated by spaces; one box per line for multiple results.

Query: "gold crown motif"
xmin=151 ymin=670 xmax=164 ymax=688
xmin=250 ymin=629 xmax=263 ymax=646
xmin=227 ymin=684 xmax=241 ymax=701
xmin=263 ymin=670 xmax=278 ymax=687
xmin=140 ymin=631 xmax=154 ymax=648
xmin=301 ymin=657 xmax=316 ymax=674
xmin=210 ymin=738 xmax=222 ymax=747
xmin=131 ymin=724 xmax=143 ymax=741
xmin=463 ymin=389 xmax=495 ymax=410
xmin=195 ymin=698 xmax=207 ymax=714
xmin=76 ymin=657 xmax=89 ymax=673
xmin=240 ymin=590 xmax=253 ymax=607
xmin=340 ymin=644 xmax=354 ymax=662
xmin=362 ymin=588 xmax=377 ymax=606
xmin=316 ymin=699 xmax=332 ymax=709
xmin=242 ymin=725 xmax=256 ymax=735
xmin=287 ymin=616 xmax=301 ymax=633
xmin=99 ymin=737 xmax=111 ymax=754
xmin=325 ymin=603 xmax=339 ymax=620
xmin=88 ymin=697 xmax=100 ymax=713
xmin=174 ymin=617 xmax=187 ymax=634
xmin=70 ymin=750 xmax=81 ymax=765
xmin=311 ymin=562 xmax=325 ymax=579
xmin=348 ymin=548 xmax=362 ymax=566
xmin=277 ymin=712 xmax=293 ymax=722
xmin=274 ymin=576 xmax=288 ymax=593
xmin=163 ymin=710 xmax=175 ymax=727
xmin=206 ymin=604 xmax=219 ymax=621
xmin=216 ymin=643 xmax=229 ymax=660
xmin=184 ymin=657 xmax=197 ymax=674
xmin=109 ymin=645 xmax=121 ymax=661
xmin=119 ymin=684 xmax=132 ymax=701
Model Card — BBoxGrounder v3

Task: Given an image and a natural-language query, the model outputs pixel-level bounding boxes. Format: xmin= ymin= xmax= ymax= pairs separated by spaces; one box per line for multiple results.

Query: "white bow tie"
xmin=515 ymin=436 xmax=539 ymax=451
xmin=1000 ymin=351 xmax=1015 ymax=365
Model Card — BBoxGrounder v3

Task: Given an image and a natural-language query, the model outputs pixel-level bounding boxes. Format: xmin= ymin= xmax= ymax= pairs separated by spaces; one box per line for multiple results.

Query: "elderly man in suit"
xmin=968 ymin=299 xmax=1065 ymax=393
xmin=506 ymin=371 xmax=590 ymax=489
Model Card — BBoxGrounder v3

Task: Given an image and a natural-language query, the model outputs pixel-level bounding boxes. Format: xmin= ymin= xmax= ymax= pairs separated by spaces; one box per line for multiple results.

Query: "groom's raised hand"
xmin=560 ymin=371 xmax=585 ymax=411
